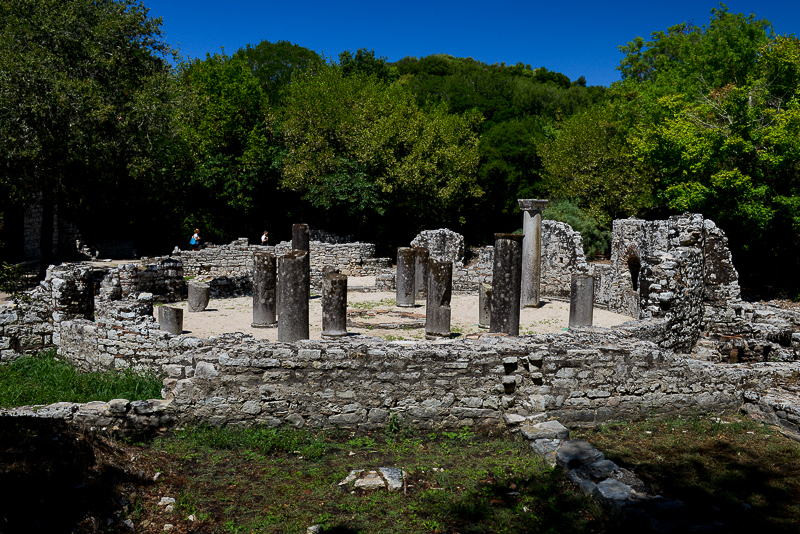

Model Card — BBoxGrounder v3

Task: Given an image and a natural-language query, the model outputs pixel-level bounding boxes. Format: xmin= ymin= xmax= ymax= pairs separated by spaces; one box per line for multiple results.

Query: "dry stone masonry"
xmin=1 ymin=215 xmax=798 ymax=443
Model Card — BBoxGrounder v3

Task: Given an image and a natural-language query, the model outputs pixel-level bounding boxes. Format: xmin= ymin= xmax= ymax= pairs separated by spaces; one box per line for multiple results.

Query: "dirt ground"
xmin=157 ymin=276 xmax=633 ymax=341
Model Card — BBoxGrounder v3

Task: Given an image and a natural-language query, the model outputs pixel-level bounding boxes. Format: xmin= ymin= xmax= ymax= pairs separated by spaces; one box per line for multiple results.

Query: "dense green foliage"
xmin=543 ymin=200 xmax=611 ymax=259
xmin=542 ymin=5 xmax=800 ymax=285
xmin=2 ymin=1 xmax=798 ymax=285
xmin=0 ymin=350 xmax=164 ymax=407
xmin=0 ymin=0 xmax=178 ymax=260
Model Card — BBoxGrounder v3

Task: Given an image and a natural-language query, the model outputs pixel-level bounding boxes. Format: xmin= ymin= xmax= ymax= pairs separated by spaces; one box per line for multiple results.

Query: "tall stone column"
xmin=396 ymin=247 xmax=416 ymax=307
xmin=278 ymin=250 xmax=309 ymax=342
xmin=425 ymin=260 xmax=452 ymax=339
xmin=252 ymin=251 xmax=277 ymax=328
xmin=291 ymin=223 xmax=310 ymax=303
xmin=413 ymin=247 xmax=430 ymax=301
xmin=518 ymin=199 xmax=548 ymax=308
xmin=322 ymin=273 xmax=348 ymax=339
xmin=568 ymin=274 xmax=595 ymax=328
xmin=490 ymin=233 xmax=524 ymax=336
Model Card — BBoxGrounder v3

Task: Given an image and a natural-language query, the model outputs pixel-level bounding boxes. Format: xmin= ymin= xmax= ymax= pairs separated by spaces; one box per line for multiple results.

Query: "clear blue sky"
xmin=143 ymin=0 xmax=800 ymax=87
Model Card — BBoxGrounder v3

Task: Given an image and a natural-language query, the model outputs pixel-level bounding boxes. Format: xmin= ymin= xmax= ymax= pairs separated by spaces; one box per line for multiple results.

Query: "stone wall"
xmin=100 ymin=258 xmax=185 ymax=302
xmin=1 ymin=259 xmax=798 ymax=436
xmin=411 ymin=229 xmax=465 ymax=264
xmin=56 ymin=297 xmax=202 ymax=374
xmin=23 ymin=195 xmax=58 ymax=261
xmin=449 ymin=221 xmax=588 ymax=295
xmin=0 ymin=264 xmax=94 ymax=363
xmin=180 ymin=238 xmax=392 ymax=284
xmin=46 ymin=326 xmax=785 ymax=430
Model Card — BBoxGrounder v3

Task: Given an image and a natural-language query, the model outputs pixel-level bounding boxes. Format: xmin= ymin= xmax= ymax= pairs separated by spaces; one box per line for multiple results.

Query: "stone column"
xmin=425 ymin=260 xmax=452 ymax=339
xmin=157 ymin=306 xmax=183 ymax=335
xmin=490 ymin=233 xmax=524 ymax=336
xmin=413 ymin=247 xmax=429 ymax=300
xmin=322 ymin=273 xmax=348 ymax=339
xmin=252 ymin=251 xmax=277 ymax=328
xmin=291 ymin=223 xmax=310 ymax=303
xmin=396 ymin=247 xmax=416 ymax=307
xmin=478 ymin=283 xmax=492 ymax=329
xmin=278 ymin=250 xmax=309 ymax=342
xmin=292 ymin=223 xmax=310 ymax=252
xmin=187 ymin=281 xmax=210 ymax=312
xmin=568 ymin=274 xmax=595 ymax=328
xmin=518 ymin=199 xmax=548 ymax=308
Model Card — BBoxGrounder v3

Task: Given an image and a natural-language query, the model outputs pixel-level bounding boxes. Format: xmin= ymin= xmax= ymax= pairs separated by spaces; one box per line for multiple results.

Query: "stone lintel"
xmin=518 ymin=199 xmax=549 ymax=212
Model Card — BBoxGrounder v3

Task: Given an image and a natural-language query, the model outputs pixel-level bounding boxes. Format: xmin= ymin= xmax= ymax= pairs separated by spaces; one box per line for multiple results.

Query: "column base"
xmin=321 ymin=331 xmax=348 ymax=340
xmin=251 ymin=322 xmax=277 ymax=328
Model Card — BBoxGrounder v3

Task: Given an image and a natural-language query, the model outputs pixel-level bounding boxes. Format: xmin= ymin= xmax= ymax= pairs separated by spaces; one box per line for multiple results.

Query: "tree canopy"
xmin=3 ymin=1 xmax=798 ymax=290
xmin=0 ymin=0 xmax=176 ymax=263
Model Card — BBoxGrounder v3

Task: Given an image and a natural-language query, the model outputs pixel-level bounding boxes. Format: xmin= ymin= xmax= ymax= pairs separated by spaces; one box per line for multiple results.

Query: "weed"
xmin=0 ymin=349 xmax=164 ymax=407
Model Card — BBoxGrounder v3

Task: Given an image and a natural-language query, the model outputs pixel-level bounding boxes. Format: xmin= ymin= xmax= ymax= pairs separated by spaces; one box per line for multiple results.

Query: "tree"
xmin=540 ymin=104 xmax=651 ymax=225
xmin=628 ymin=38 xmax=800 ymax=275
xmin=617 ymin=4 xmax=772 ymax=91
xmin=278 ymin=64 xmax=482 ymax=241
xmin=0 ymin=0 xmax=175 ymax=266
xmin=234 ymin=39 xmax=323 ymax=104
xmin=177 ymin=52 xmax=285 ymax=243
xmin=338 ymin=48 xmax=398 ymax=82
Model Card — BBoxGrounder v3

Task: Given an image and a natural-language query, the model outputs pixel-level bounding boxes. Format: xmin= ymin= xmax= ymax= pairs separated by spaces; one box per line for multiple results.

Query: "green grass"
xmin=573 ymin=414 xmax=800 ymax=532
xmin=348 ymin=298 xmax=396 ymax=309
xmin=0 ymin=349 xmax=164 ymax=407
xmin=134 ymin=424 xmax=606 ymax=533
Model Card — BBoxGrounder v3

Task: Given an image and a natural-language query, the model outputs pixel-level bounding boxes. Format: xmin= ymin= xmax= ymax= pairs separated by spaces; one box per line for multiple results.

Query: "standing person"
xmin=190 ymin=228 xmax=201 ymax=251
xmin=261 ymin=230 xmax=269 ymax=245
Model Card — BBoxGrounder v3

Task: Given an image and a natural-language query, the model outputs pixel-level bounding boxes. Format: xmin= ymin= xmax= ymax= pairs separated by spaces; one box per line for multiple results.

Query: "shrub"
xmin=543 ymin=199 xmax=611 ymax=259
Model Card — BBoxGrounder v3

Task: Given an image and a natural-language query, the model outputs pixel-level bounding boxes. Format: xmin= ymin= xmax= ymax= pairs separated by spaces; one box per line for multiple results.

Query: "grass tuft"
xmin=0 ymin=349 xmax=164 ymax=407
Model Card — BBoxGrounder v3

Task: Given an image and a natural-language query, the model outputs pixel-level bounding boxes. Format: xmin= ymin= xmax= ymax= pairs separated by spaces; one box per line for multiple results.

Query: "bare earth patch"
xmin=158 ymin=277 xmax=633 ymax=341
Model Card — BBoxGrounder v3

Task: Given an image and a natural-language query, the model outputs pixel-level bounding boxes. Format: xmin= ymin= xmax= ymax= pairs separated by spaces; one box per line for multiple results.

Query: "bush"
xmin=543 ymin=199 xmax=611 ymax=259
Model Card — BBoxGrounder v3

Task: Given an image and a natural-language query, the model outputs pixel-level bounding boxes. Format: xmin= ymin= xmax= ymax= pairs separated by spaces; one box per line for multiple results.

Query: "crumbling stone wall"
xmin=48 ymin=327 xmax=783 ymax=429
xmin=180 ymin=238 xmax=391 ymax=283
xmin=100 ymin=258 xmax=184 ymax=302
xmin=411 ymin=229 xmax=465 ymax=264
xmin=23 ymin=195 xmax=58 ymax=260
xmin=0 ymin=264 xmax=94 ymax=362
xmin=56 ymin=296 xmax=201 ymax=373
xmin=180 ymin=238 xmax=258 ymax=277
xmin=447 ymin=221 xmax=588 ymax=294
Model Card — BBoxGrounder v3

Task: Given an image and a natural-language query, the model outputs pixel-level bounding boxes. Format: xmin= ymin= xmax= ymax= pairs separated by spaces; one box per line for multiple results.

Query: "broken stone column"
xmin=478 ymin=283 xmax=492 ymax=329
xmin=322 ymin=273 xmax=348 ymax=339
xmin=490 ymin=233 xmax=524 ymax=336
xmin=157 ymin=306 xmax=183 ymax=335
xmin=518 ymin=199 xmax=548 ymax=308
xmin=187 ymin=281 xmax=210 ymax=312
xmin=252 ymin=251 xmax=277 ymax=328
xmin=278 ymin=250 xmax=309 ymax=342
xmin=425 ymin=260 xmax=452 ymax=339
xmin=568 ymin=273 xmax=595 ymax=328
xmin=396 ymin=247 xmax=416 ymax=308
xmin=292 ymin=223 xmax=310 ymax=252
xmin=414 ymin=247 xmax=429 ymax=300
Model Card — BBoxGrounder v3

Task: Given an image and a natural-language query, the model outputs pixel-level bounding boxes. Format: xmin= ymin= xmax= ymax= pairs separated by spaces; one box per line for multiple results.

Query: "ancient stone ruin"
xmin=0 ymin=213 xmax=797 ymax=444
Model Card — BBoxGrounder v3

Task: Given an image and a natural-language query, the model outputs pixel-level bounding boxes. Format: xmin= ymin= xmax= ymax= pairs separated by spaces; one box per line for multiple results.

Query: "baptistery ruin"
xmin=1 ymin=213 xmax=798 ymax=441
